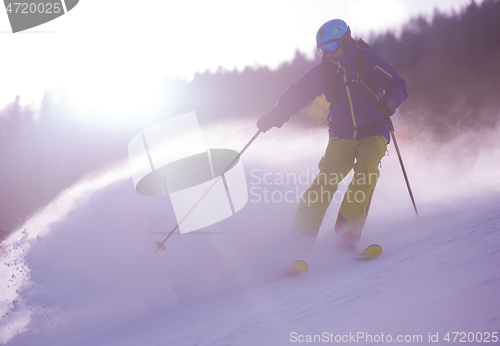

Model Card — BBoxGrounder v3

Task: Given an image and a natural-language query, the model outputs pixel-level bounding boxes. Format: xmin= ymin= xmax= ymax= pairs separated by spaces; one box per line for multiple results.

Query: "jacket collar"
xmin=322 ymin=38 xmax=359 ymax=69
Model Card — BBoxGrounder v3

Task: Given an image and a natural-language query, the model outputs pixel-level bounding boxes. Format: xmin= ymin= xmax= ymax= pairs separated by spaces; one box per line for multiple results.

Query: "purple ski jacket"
xmin=268 ymin=40 xmax=407 ymax=142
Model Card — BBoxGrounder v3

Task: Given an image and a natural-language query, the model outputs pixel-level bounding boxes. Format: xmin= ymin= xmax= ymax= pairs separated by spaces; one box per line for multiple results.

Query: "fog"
xmin=2 ymin=115 xmax=500 ymax=344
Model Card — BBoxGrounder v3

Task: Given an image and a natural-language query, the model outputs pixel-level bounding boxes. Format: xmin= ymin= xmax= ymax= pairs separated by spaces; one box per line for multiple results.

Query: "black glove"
xmin=257 ymin=113 xmax=276 ymax=133
xmin=376 ymin=97 xmax=396 ymax=118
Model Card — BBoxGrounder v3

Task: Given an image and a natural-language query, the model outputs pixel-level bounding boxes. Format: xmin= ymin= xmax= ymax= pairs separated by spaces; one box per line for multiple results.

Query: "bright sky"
xmin=0 ymin=0 xmax=478 ymax=117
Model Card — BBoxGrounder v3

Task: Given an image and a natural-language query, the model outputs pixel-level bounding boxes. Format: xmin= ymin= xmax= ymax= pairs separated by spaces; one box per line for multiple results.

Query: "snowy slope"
xmin=2 ymin=121 xmax=500 ymax=345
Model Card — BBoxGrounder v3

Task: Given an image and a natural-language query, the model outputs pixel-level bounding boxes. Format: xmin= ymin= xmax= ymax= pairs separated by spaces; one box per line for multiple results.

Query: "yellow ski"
xmin=290 ymin=260 xmax=308 ymax=273
xmin=287 ymin=245 xmax=381 ymax=275
xmin=358 ymin=244 xmax=382 ymax=257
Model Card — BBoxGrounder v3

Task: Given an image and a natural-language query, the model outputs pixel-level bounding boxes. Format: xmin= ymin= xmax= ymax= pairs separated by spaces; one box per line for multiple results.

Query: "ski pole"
xmin=387 ymin=118 xmax=419 ymax=217
xmin=155 ymin=130 xmax=262 ymax=253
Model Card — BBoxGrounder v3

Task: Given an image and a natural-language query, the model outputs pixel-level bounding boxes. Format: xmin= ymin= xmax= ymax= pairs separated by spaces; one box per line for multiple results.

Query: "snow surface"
xmin=1 ymin=120 xmax=500 ymax=345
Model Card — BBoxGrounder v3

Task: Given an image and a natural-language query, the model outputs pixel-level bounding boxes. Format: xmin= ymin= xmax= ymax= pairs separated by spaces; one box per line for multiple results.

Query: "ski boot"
xmin=337 ymin=232 xmax=359 ymax=251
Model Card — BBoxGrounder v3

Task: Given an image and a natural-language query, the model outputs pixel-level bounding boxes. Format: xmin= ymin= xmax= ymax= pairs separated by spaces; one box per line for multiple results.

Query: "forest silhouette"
xmin=1 ymin=0 xmax=499 ymax=238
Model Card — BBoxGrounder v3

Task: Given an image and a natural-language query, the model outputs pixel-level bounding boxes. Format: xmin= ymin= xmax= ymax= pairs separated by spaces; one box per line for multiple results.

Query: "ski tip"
xmin=290 ymin=260 xmax=308 ymax=273
xmin=359 ymin=244 xmax=382 ymax=257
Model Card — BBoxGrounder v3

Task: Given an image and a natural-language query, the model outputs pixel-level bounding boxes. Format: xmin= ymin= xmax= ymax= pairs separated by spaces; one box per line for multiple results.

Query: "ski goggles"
xmin=317 ymin=39 xmax=341 ymax=54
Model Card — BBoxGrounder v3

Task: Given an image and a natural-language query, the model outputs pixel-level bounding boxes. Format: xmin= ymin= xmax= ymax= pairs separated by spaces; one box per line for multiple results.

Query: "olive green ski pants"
xmin=292 ymin=135 xmax=388 ymax=240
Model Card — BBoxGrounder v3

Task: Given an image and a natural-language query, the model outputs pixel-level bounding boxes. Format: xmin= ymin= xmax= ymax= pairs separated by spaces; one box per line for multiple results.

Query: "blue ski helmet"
xmin=316 ymin=19 xmax=350 ymax=48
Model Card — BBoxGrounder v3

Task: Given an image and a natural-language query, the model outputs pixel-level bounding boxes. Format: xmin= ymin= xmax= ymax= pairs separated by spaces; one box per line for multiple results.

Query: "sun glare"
xmin=347 ymin=0 xmax=408 ymax=36
xmin=65 ymin=67 xmax=163 ymax=119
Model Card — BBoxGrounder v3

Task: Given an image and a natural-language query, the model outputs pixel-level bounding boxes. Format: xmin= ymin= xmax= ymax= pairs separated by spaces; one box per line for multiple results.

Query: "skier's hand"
xmin=376 ymin=97 xmax=396 ymax=118
xmin=257 ymin=113 xmax=276 ymax=133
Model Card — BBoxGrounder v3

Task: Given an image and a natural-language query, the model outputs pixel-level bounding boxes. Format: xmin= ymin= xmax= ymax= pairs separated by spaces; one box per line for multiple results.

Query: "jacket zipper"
xmin=336 ymin=62 xmax=357 ymax=140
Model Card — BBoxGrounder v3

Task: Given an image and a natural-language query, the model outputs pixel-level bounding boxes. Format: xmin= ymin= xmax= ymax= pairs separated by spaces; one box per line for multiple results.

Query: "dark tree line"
xmin=370 ymin=0 xmax=500 ymax=139
xmin=158 ymin=49 xmax=322 ymax=124
xmin=1 ymin=0 xmax=499 ymax=236
xmin=166 ymin=0 xmax=500 ymax=139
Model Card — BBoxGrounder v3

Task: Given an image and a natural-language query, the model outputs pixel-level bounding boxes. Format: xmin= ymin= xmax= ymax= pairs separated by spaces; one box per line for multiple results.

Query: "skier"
xmin=257 ymin=19 xmax=407 ymax=251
